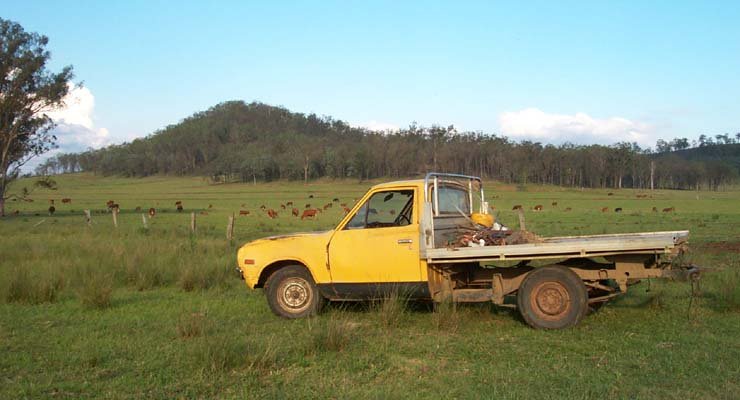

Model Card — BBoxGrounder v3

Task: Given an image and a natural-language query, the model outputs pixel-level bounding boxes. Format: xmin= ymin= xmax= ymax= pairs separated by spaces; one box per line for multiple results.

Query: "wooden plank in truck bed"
xmin=422 ymin=230 xmax=689 ymax=263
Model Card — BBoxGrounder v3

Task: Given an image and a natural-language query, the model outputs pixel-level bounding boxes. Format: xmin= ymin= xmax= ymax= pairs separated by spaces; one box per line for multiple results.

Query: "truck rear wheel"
xmin=517 ymin=266 xmax=588 ymax=329
xmin=264 ymin=265 xmax=325 ymax=318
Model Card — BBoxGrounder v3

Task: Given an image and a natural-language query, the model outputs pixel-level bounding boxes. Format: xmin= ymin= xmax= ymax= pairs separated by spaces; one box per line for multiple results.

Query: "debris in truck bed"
xmin=454 ymin=227 xmax=543 ymax=248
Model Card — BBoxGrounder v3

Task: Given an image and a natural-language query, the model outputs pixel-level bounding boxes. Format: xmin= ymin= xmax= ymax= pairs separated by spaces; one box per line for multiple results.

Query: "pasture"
xmin=1 ymin=173 xmax=739 ymax=399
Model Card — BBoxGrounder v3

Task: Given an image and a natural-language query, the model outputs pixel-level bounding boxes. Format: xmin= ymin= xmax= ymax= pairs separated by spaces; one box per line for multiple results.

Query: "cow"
xmin=280 ymin=204 xmax=286 ymax=210
xmin=49 ymin=199 xmax=55 ymax=205
xmin=13 ymin=210 xmax=20 ymax=215
xmin=551 ymin=201 xmax=557 ymax=207
xmin=601 ymin=207 xmax=609 ymax=212
xmin=607 ymin=192 xmax=614 ymax=196
xmin=652 ymin=207 xmax=658 ymax=212
xmin=286 ymin=201 xmax=293 ymax=207
xmin=305 ymin=204 xmax=311 ymax=209
xmin=323 ymin=203 xmax=332 ymax=210
xmin=340 ymin=203 xmax=347 ymax=207
xmin=48 ymin=206 xmax=55 ymax=215
xmin=332 ymin=198 xmax=339 ymax=202
xmin=148 ymin=208 xmax=156 ymax=218
xmin=176 ymin=204 xmax=184 ymax=213
xmin=239 ymin=210 xmax=250 ymax=216
xmin=175 ymin=201 xmax=182 ymax=205
xmin=301 ymin=209 xmax=318 ymax=220
xmin=135 ymin=206 xmax=142 ymax=212
xmin=512 ymin=205 xmax=523 ymax=211
xmin=199 ymin=211 xmax=209 ymax=215
xmin=615 ymin=207 xmax=623 ymax=213
xmin=208 ymin=204 xmax=213 ymax=209
xmin=61 ymin=198 xmax=71 ymax=204
xmin=292 ymin=208 xmax=299 ymax=217
xmin=266 ymin=209 xmax=278 ymax=219
xmin=533 ymin=205 xmax=543 ymax=211
xmin=389 ymin=210 xmax=396 ymax=215
xmin=308 ymin=194 xmax=314 ymax=199
xmin=260 ymin=205 xmax=266 ymax=210
xmin=106 ymin=200 xmax=115 ymax=208
xmin=564 ymin=207 xmax=572 ymax=212
xmin=343 ymin=207 xmax=351 ymax=214
xmin=662 ymin=207 xmax=675 ymax=213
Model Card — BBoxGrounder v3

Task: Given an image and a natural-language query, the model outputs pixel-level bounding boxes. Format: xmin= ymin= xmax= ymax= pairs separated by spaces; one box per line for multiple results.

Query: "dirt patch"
xmin=702 ymin=241 xmax=740 ymax=254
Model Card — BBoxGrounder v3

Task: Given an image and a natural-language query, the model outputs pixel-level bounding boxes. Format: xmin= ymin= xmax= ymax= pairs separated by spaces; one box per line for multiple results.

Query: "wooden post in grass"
xmin=112 ymin=208 xmax=118 ymax=228
xmin=518 ymin=209 xmax=526 ymax=231
xmin=226 ymin=213 xmax=235 ymax=241
xmin=84 ymin=209 xmax=92 ymax=226
xmin=190 ymin=212 xmax=196 ymax=234
xmin=141 ymin=214 xmax=148 ymax=229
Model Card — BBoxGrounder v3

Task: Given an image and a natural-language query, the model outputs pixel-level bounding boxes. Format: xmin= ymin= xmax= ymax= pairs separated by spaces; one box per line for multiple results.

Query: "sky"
xmin=3 ymin=1 xmax=740 ymax=168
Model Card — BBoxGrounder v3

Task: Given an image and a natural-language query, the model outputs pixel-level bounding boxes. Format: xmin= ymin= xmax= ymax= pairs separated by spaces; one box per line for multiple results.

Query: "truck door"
xmin=327 ymin=188 xmax=425 ymax=298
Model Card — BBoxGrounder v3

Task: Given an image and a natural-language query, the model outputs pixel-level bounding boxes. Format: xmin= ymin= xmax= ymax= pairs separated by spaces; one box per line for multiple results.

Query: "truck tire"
xmin=517 ymin=266 xmax=588 ymax=329
xmin=264 ymin=265 xmax=325 ymax=319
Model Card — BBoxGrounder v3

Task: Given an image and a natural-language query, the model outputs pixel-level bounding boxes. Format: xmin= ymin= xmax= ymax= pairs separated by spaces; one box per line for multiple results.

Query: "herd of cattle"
xmin=11 ymin=192 xmax=676 ymax=217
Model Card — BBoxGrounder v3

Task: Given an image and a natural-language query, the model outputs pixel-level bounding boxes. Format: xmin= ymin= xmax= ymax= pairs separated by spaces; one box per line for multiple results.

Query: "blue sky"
xmin=3 ymin=1 xmax=740 ymax=158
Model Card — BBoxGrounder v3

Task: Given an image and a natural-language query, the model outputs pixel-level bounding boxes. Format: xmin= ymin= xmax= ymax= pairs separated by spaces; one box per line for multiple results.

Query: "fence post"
xmin=112 ymin=208 xmax=118 ymax=228
xmin=226 ymin=213 xmax=235 ymax=241
xmin=190 ymin=212 xmax=196 ymax=233
xmin=141 ymin=213 xmax=148 ymax=229
xmin=517 ymin=209 xmax=526 ymax=231
xmin=84 ymin=209 xmax=92 ymax=226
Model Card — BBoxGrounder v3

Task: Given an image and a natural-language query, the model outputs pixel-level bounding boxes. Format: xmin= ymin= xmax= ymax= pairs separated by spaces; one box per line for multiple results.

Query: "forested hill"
xmin=43 ymin=101 xmax=739 ymax=190
xmin=659 ymin=144 xmax=740 ymax=171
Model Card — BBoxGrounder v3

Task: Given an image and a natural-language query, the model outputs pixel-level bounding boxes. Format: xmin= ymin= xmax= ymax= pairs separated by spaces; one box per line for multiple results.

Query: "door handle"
xmin=397 ymin=239 xmax=413 ymax=244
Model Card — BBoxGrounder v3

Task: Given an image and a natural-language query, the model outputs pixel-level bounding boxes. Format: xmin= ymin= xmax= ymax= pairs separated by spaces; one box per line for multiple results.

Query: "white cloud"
xmin=353 ymin=120 xmax=400 ymax=132
xmin=22 ymin=84 xmax=111 ymax=172
xmin=498 ymin=108 xmax=653 ymax=146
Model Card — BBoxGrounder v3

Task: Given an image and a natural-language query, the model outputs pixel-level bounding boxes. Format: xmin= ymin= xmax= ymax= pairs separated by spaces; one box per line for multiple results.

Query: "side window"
xmin=345 ymin=190 xmax=414 ymax=229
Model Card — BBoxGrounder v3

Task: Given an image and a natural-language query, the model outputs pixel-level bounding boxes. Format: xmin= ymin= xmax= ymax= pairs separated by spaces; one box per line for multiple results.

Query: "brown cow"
xmin=607 ymin=192 xmax=614 ymax=196
xmin=260 ymin=205 xmax=266 ymax=210
xmin=199 ymin=211 xmax=209 ymax=215
xmin=286 ymin=201 xmax=293 ymax=207
xmin=551 ymin=201 xmax=557 ymax=207
xmin=239 ymin=210 xmax=250 ymax=216
xmin=266 ymin=209 xmax=278 ymax=219
xmin=662 ymin=207 xmax=675 ymax=213
xmin=280 ymin=204 xmax=286 ymax=210
xmin=292 ymin=208 xmax=299 ymax=217
xmin=148 ymin=208 xmax=156 ymax=217
xmin=332 ymin=198 xmax=339 ymax=202
xmin=308 ymin=194 xmax=314 ymax=199
xmin=305 ymin=203 xmax=311 ymax=209
xmin=652 ymin=207 xmax=658 ymax=212
xmin=323 ymin=203 xmax=332 ymax=210
xmin=533 ymin=205 xmax=543 ymax=211
xmin=49 ymin=199 xmax=54 ymax=205
xmin=343 ymin=207 xmax=351 ymax=214
xmin=61 ymin=198 xmax=71 ymax=204
xmin=564 ymin=207 xmax=572 ymax=212
xmin=301 ymin=209 xmax=318 ymax=220
xmin=176 ymin=204 xmax=184 ymax=213
xmin=48 ymin=206 xmax=55 ymax=215
xmin=600 ymin=207 xmax=609 ymax=212
xmin=340 ymin=203 xmax=347 ymax=207
xmin=512 ymin=205 xmax=523 ymax=211
xmin=106 ymin=200 xmax=115 ymax=208
xmin=175 ymin=201 xmax=182 ymax=205
xmin=208 ymin=204 xmax=213 ymax=209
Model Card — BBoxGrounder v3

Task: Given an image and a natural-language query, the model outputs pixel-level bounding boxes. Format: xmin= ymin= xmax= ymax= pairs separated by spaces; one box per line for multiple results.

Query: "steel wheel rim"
xmin=530 ymin=281 xmax=571 ymax=321
xmin=278 ymin=277 xmax=312 ymax=313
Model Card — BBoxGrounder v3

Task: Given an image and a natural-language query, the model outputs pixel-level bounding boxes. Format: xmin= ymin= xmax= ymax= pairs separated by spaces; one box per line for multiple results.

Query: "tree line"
xmin=39 ymin=101 xmax=740 ymax=191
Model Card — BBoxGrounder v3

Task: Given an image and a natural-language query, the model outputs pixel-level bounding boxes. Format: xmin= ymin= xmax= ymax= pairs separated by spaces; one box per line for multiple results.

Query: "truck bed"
xmin=422 ymin=230 xmax=689 ymax=263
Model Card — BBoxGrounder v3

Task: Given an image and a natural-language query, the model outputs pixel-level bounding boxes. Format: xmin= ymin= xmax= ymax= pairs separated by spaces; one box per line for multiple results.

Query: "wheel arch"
xmin=256 ymin=259 xmax=312 ymax=289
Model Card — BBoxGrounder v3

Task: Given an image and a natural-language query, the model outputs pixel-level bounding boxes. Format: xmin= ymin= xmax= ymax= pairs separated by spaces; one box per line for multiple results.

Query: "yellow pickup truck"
xmin=237 ymin=173 xmax=694 ymax=329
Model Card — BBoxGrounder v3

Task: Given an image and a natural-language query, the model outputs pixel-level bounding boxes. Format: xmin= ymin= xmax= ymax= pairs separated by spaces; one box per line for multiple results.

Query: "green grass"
xmin=1 ymin=173 xmax=740 ymax=399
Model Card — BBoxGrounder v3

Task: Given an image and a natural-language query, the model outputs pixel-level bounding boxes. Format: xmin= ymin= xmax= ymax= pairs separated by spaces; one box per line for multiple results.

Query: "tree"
xmin=0 ymin=18 xmax=73 ymax=216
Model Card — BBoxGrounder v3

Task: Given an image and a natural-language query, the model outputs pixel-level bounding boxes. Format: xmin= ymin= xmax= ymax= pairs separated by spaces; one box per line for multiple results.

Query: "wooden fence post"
xmin=517 ymin=209 xmax=526 ymax=231
xmin=190 ymin=212 xmax=196 ymax=233
xmin=112 ymin=208 xmax=118 ymax=228
xmin=226 ymin=214 xmax=235 ymax=241
xmin=84 ymin=209 xmax=92 ymax=226
xmin=141 ymin=214 xmax=148 ymax=229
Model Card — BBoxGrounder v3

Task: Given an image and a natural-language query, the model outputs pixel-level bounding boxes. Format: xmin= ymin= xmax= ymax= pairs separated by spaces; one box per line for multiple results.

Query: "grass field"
xmin=1 ymin=173 xmax=739 ymax=399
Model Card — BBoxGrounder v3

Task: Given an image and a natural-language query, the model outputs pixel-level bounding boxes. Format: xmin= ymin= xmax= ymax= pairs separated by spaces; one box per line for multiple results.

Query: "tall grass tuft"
xmin=311 ymin=312 xmax=354 ymax=353
xmin=76 ymin=266 xmax=114 ymax=309
xmin=197 ymin=337 xmax=247 ymax=372
xmin=177 ymin=311 xmax=210 ymax=339
xmin=4 ymin=266 xmax=64 ymax=304
xmin=709 ymin=267 xmax=740 ymax=312
xmin=375 ymin=290 xmax=408 ymax=329
xmin=432 ymin=299 xmax=460 ymax=333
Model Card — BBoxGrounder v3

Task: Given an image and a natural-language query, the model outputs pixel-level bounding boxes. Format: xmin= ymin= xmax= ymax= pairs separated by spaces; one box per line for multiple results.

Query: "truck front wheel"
xmin=264 ymin=265 xmax=325 ymax=318
xmin=517 ymin=266 xmax=588 ymax=329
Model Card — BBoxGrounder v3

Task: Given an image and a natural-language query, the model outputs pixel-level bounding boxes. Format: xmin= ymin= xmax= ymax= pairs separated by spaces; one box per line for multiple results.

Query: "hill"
xmin=42 ymin=101 xmax=739 ymax=190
